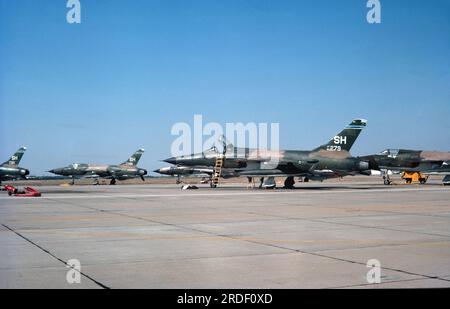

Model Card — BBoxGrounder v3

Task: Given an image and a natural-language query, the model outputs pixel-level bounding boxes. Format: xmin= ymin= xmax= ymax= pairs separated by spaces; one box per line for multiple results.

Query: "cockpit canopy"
xmin=204 ymin=146 xmax=219 ymax=155
xmin=379 ymin=149 xmax=399 ymax=157
xmin=69 ymin=163 xmax=88 ymax=170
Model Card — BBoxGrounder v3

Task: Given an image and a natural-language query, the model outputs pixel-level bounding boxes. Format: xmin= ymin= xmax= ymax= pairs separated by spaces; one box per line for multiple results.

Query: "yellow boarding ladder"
xmin=211 ymin=155 xmax=224 ymax=187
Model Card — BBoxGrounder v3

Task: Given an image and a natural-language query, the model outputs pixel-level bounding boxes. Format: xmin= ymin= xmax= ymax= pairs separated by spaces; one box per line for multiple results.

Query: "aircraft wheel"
xmin=210 ymin=183 xmax=217 ymax=188
xmin=303 ymin=177 xmax=309 ymax=183
xmin=419 ymin=178 xmax=427 ymax=184
xmin=8 ymin=191 xmax=12 ymax=196
xmin=405 ymin=178 xmax=412 ymax=184
xmin=110 ymin=179 xmax=116 ymax=185
xmin=284 ymin=177 xmax=295 ymax=189
xmin=383 ymin=179 xmax=391 ymax=185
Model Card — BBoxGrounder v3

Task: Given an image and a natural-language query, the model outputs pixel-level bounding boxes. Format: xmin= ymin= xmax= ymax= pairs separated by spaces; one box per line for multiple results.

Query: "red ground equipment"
xmin=3 ymin=185 xmax=41 ymax=197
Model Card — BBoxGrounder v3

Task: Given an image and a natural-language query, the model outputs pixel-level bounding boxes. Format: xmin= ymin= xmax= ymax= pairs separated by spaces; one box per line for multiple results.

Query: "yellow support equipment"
xmin=401 ymin=172 xmax=428 ymax=184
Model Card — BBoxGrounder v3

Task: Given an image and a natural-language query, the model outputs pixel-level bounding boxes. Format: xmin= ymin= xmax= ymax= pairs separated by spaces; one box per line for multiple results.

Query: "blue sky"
xmin=1 ymin=0 xmax=449 ymax=175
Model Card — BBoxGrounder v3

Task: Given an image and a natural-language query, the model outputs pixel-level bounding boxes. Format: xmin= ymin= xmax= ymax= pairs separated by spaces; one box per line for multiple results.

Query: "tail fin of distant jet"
xmin=1 ymin=147 xmax=27 ymax=166
xmin=122 ymin=148 xmax=145 ymax=166
xmin=312 ymin=119 xmax=367 ymax=153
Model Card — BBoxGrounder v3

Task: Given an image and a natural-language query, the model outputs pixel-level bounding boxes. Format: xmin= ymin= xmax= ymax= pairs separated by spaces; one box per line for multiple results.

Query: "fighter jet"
xmin=0 ymin=147 xmax=30 ymax=184
xmin=362 ymin=149 xmax=450 ymax=185
xmin=49 ymin=149 xmax=147 ymax=185
xmin=162 ymin=119 xmax=372 ymax=188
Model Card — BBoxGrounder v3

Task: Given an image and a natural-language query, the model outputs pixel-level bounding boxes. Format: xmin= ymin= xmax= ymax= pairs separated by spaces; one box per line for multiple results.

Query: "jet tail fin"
xmin=312 ymin=119 xmax=367 ymax=153
xmin=2 ymin=147 xmax=27 ymax=166
xmin=122 ymin=148 xmax=144 ymax=166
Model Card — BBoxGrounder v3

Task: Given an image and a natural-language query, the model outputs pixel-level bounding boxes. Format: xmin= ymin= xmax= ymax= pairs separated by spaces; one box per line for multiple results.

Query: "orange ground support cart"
xmin=401 ymin=172 xmax=428 ymax=184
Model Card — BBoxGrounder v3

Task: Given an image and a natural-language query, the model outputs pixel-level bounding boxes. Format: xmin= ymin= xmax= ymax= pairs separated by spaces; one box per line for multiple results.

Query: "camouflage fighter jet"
xmin=0 ymin=147 xmax=30 ymax=184
xmin=48 ymin=149 xmax=147 ymax=185
xmin=162 ymin=119 xmax=372 ymax=188
xmin=362 ymin=149 xmax=450 ymax=185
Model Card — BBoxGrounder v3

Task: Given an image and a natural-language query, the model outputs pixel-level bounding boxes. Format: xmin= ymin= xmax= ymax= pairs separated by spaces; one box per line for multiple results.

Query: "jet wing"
xmin=234 ymin=167 xmax=356 ymax=179
xmin=230 ymin=169 xmax=307 ymax=178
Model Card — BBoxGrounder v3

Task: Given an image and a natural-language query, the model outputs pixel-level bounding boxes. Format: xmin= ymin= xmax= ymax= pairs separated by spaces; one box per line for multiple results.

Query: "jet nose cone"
xmin=49 ymin=168 xmax=61 ymax=175
xmin=154 ymin=167 xmax=171 ymax=175
xmin=163 ymin=157 xmax=177 ymax=165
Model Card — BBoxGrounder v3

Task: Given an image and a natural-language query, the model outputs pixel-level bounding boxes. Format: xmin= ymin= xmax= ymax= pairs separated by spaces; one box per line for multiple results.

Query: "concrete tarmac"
xmin=1 ymin=178 xmax=450 ymax=288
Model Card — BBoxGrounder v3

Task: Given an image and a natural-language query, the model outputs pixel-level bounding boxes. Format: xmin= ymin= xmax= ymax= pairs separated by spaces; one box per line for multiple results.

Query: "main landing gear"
xmin=284 ymin=176 xmax=295 ymax=189
xmin=247 ymin=177 xmax=265 ymax=189
xmin=263 ymin=177 xmax=276 ymax=189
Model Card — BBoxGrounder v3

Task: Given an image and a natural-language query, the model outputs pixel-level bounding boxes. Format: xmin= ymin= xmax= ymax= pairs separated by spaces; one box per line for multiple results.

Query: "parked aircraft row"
xmin=0 ymin=149 xmax=147 ymax=185
xmin=154 ymin=119 xmax=450 ymax=188
xmin=2 ymin=119 xmax=450 ymax=187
